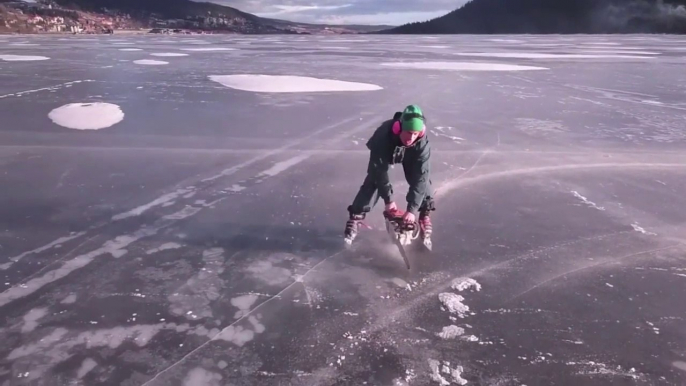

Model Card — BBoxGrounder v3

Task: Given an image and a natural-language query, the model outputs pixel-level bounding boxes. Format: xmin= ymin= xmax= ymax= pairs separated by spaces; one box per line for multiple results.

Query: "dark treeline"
xmin=381 ymin=0 xmax=686 ymax=34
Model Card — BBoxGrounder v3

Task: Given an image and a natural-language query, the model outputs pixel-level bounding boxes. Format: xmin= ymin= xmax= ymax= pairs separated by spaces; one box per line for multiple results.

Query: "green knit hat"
xmin=400 ymin=104 xmax=425 ymax=132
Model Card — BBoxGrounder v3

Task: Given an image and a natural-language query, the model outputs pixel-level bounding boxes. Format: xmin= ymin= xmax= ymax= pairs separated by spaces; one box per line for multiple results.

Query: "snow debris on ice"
xmin=437 ymin=325 xmax=465 ymax=339
xmin=439 ymin=293 xmax=470 ymax=318
xmin=571 ymin=191 xmax=605 ymax=211
xmin=450 ymin=278 xmax=482 ymax=292
xmin=428 ymin=359 xmax=468 ymax=385
xmin=631 ymin=223 xmax=656 ymax=235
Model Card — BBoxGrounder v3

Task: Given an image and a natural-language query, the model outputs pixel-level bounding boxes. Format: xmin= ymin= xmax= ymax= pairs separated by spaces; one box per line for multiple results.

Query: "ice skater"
xmin=344 ymin=104 xmax=435 ymax=245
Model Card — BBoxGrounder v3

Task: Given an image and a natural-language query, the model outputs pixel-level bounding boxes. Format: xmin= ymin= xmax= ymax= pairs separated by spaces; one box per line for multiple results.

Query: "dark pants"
xmin=348 ymin=172 xmax=435 ymax=217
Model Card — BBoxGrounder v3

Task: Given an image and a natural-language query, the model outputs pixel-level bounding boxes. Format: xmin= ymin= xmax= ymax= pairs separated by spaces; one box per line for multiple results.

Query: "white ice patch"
xmin=214 ymin=325 xmax=255 ymax=347
xmin=61 ymin=294 xmax=77 ymax=304
xmin=133 ymin=59 xmax=168 ymax=65
xmin=168 ymin=248 xmax=226 ymax=320
xmin=571 ymin=191 xmax=605 ymax=211
xmin=119 ymin=48 xmax=142 ymax=51
xmin=673 ymin=361 xmax=686 ymax=372
xmin=226 ymin=184 xmax=246 ymax=192
xmin=455 ymin=52 xmax=654 ymax=59
xmin=451 ymin=277 xmax=481 ymax=292
xmin=428 ymin=359 xmax=468 ymax=385
xmin=439 ymin=293 xmax=470 ymax=318
xmin=76 ymin=358 xmax=97 ymax=379
xmin=112 ymin=187 xmax=194 ymax=220
xmin=150 ymin=52 xmax=189 ymax=57
xmin=231 ymin=294 xmax=259 ymax=319
xmin=162 ymin=206 xmax=202 ymax=220
xmin=21 ymin=307 xmax=48 ymax=333
xmin=0 ymin=225 xmax=160 ymax=307
xmin=1 ymin=231 xmax=86 ymax=270
xmin=437 ymin=325 xmax=465 ymax=340
xmin=208 ymin=74 xmax=382 ymax=93
xmin=146 ymin=242 xmax=183 ymax=255
xmin=48 ymin=102 xmax=124 ymax=131
xmin=256 ymin=155 xmax=310 ymax=177
xmin=631 ymin=223 xmax=656 ymax=235
xmin=181 ymin=47 xmax=236 ymax=51
xmin=380 ymin=61 xmax=548 ymax=71
xmin=0 ymin=54 xmax=49 ymax=61
xmin=183 ymin=367 xmax=223 ymax=386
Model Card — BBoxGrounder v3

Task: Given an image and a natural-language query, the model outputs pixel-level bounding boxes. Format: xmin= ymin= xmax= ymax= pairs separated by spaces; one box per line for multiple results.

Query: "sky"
xmin=206 ymin=0 xmax=470 ymax=26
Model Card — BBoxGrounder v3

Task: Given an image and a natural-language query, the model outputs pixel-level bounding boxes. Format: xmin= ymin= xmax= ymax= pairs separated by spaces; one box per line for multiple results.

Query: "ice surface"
xmin=455 ymin=52 xmax=655 ymax=59
xmin=48 ymin=102 xmax=124 ymax=130
xmin=380 ymin=61 xmax=548 ymax=71
xmin=1 ymin=33 xmax=685 ymax=386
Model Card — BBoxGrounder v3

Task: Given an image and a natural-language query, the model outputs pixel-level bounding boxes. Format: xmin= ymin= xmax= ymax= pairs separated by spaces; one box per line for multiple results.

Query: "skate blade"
xmin=423 ymin=238 xmax=433 ymax=251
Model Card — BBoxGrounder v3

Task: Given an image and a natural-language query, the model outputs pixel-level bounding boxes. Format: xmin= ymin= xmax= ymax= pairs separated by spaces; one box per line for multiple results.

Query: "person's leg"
xmin=345 ymin=173 xmax=379 ymax=240
xmin=348 ymin=173 xmax=379 ymax=217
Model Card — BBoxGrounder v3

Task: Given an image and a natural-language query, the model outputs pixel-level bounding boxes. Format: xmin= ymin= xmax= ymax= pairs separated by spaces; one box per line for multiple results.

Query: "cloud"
xmin=205 ymin=0 xmax=468 ymax=25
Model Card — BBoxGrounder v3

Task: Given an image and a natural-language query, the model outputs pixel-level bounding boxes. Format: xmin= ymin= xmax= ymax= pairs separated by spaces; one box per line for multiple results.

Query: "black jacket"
xmin=365 ymin=113 xmax=431 ymax=215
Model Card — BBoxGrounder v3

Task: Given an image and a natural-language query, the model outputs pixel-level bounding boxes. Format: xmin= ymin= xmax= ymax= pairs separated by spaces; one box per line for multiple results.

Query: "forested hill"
xmin=382 ymin=0 xmax=686 ymax=34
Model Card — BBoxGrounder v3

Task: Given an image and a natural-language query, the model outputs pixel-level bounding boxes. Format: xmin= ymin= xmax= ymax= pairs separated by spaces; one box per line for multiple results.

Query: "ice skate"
xmin=344 ymin=213 xmax=365 ymax=246
xmin=420 ymin=212 xmax=433 ymax=251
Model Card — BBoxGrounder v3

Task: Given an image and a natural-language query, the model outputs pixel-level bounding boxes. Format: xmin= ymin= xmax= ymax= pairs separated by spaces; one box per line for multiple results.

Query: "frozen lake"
xmin=1 ymin=33 xmax=686 ymax=385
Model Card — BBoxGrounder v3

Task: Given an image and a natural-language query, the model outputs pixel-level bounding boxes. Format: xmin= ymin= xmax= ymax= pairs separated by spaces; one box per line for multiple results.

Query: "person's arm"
xmin=405 ymin=141 xmax=431 ymax=215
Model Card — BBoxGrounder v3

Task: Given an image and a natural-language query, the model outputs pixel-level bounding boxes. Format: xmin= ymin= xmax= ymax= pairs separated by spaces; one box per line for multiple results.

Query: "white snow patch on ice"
xmin=456 ymin=52 xmax=654 ymax=59
xmin=572 ymin=191 xmax=605 ymax=211
xmin=489 ymin=39 xmax=524 ymax=43
xmin=118 ymin=48 xmax=142 ymax=51
xmin=112 ymin=187 xmax=194 ymax=220
xmin=133 ymin=59 xmax=168 ymax=65
xmin=48 ymin=102 xmax=124 ymax=131
xmin=451 ymin=277 xmax=481 ymax=292
xmin=673 ymin=361 xmax=686 ymax=372
xmin=146 ymin=242 xmax=183 ymax=255
xmin=605 ymin=283 xmax=614 ymax=288
xmin=76 ymin=358 xmax=97 ymax=379
xmin=0 ymin=54 xmax=50 ymax=62
xmin=439 ymin=293 xmax=470 ymax=318
xmin=150 ymin=52 xmax=189 ymax=57
xmin=231 ymin=294 xmax=259 ymax=319
xmin=380 ymin=61 xmax=548 ymax=71
xmin=437 ymin=325 xmax=465 ymax=340
xmin=21 ymin=308 xmax=49 ymax=333
xmin=61 ymin=294 xmax=77 ymax=304
xmin=209 ymin=74 xmax=382 ymax=93
xmin=675 ymin=273 xmax=686 ymax=278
